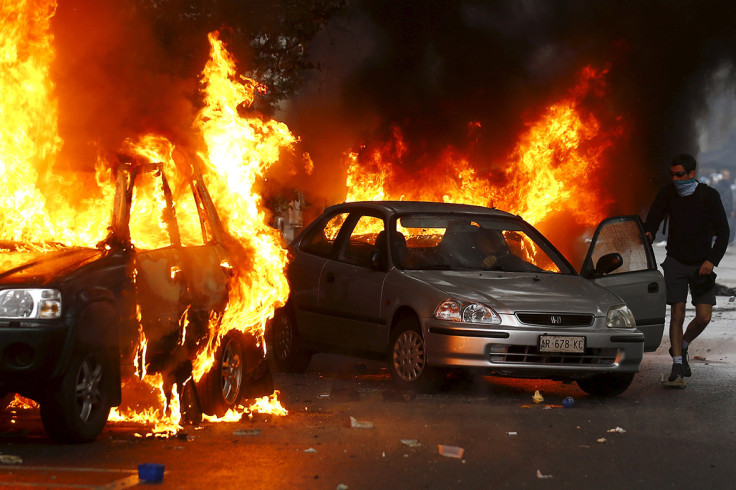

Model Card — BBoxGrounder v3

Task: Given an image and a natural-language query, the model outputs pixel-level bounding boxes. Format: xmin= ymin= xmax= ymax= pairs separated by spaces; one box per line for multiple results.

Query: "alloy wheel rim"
xmin=274 ymin=315 xmax=292 ymax=360
xmin=221 ymin=339 xmax=242 ymax=404
xmin=75 ymin=355 xmax=103 ymax=422
xmin=393 ymin=330 xmax=426 ymax=382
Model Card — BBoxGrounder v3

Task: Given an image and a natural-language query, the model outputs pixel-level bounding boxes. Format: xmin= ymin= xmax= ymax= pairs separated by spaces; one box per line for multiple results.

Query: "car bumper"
xmin=424 ymin=319 xmax=644 ymax=377
xmin=0 ymin=321 xmax=69 ymax=392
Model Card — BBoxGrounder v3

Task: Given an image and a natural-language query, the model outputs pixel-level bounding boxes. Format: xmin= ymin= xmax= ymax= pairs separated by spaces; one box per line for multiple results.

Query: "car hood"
xmin=402 ymin=270 xmax=622 ymax=316
xmin=0 ymin=247 xmax=105 ymax=285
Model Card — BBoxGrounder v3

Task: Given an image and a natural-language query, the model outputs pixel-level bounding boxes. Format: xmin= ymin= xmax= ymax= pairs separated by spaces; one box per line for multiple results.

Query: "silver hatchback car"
xmin=269 ymin=201 xmax=665 ymax=396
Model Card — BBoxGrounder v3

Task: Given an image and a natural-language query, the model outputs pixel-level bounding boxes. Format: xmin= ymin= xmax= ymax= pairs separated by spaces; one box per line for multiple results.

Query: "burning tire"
xmin=388 ymin=317 xmax=444 ymax=393
xmin=40 ymin=349 xmax=113 ymax=443
xmin=199 ymin=331 xmax=247 ymax=417
xmin=576 ymin=372 xmax=635 ymax=396
xmin=270 ymin=307 xmax=311 ymax=373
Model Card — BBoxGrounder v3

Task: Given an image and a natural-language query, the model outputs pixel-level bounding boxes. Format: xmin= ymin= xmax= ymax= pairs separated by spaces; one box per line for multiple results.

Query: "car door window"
xmin=300 ymin=212 xmax=350 ymax=258
xmin=338 ymin=215 xmax=385 ymax=267
xmin=582 ymin=216 xmax=654 ymax=275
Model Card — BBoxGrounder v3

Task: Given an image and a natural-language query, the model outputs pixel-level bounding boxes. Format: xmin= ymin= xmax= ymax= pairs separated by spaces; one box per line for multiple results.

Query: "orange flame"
xmin=343 ymin=67 xmax=619 ymax=232
xmin=1 ymin=2 xmax=291 ymax=435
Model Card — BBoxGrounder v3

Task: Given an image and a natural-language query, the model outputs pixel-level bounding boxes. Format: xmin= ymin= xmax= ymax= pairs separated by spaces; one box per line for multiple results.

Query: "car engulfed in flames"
xmin=0 ymin=158 xmax=274 ymax=443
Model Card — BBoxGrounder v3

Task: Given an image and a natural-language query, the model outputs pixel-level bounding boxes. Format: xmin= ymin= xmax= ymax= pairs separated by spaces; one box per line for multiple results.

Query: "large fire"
xmin=342 ymin=66 xmax=621 ymax=261
xmin=4 ymin=1 xmax=619 ymax=437
xmin=2 ymin=1 xmax=289 ymax=435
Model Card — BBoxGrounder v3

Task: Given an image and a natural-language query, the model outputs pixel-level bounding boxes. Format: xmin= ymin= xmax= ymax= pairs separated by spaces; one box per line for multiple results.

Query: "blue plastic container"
xmin=138 ymin=463 xmax=165 ymax=483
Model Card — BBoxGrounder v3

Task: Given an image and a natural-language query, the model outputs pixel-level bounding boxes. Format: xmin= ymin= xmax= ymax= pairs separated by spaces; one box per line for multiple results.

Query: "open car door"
xmin=580 ymin=216 xmax=666 ymax=352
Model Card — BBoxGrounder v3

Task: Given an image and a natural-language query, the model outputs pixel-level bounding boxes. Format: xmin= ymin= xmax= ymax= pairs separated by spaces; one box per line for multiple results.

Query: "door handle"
xmin=325 ymin=272 xmax=335 ymax=283
xmin=647 ymin=282 xmax=659 ymax=293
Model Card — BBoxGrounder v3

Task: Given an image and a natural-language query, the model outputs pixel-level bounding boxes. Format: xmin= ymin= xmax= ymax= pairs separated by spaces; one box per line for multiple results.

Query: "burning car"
xmin=0 ymin=159 xmax=273 ymax=443
xmin=269 ymin=201 xmax=665 ymax=395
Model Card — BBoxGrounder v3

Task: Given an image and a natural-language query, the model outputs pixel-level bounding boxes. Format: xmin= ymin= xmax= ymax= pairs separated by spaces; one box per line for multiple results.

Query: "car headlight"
xmin=0 ymin=289 xmax=62 ymax=319
xmin=606 ymin=305 xmax=635 ymax=328
xmin=434 ymin=299 xmax=501 ymax=325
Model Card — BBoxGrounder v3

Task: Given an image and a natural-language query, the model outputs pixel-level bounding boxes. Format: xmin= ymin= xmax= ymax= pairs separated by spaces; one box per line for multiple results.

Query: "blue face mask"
xmin=674 ymin=178 xmax=698 ymax=196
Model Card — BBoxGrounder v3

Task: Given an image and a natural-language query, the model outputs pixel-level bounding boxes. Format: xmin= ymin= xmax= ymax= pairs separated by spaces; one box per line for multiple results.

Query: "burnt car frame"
xmin=0 ymin=159 xmax=272 ymax=442
xmin=269 ymin=201 xmax=665 ymax=395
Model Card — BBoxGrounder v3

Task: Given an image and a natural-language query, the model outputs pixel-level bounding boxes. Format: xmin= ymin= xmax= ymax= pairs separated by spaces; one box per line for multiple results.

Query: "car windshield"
xmin=393 ymin=213 xmax=573 ymax=274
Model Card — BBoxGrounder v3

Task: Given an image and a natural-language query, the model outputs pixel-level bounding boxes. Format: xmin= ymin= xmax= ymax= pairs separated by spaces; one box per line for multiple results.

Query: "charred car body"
xmin=270 ymin=201 xmax=665 ymax=395
xmin=0 ymin=160 xmax=272 ymax=443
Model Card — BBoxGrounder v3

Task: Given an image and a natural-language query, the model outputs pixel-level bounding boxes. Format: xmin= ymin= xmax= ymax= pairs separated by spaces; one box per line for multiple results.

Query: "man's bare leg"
xmin=669 ymin=302 xmax=686 ymax=357
xmin=683 ymin=303 xmax=712 ymax=344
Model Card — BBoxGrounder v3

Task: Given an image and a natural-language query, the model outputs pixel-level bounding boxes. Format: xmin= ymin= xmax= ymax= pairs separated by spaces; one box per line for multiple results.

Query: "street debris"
xmin=562 ymin=396 xmax=575 ymax=408
xmin=438 ymin=444 xmax=465 ymax=459
xmin=350 ymin=416 xmax=374 ymax=429
xmin=662 ymin=375 xmax=688 ymax=388
xmin=532 ymin=390 xmax=544 ymax=403
xmin=337 ymin=484 xmax=349 ymax=490
xmin=536 ymin=469 xmax=554 ymax=479
xmin=0 ymin=455 xmax=22 ymax=464
xmin=304 ymin=448 xmax=317 ymax=453
xmin=597 ymin=438 xmax=607 ymax=443
xmin=607 ymin=427 xmax=626 ymax=434
xmin=401 ymin=439 xmax=421 ymax=447
xmin=507 ymin=432 xmax=517 ymax=436
xmin=694 ymin=355 xmax=706 ymax=360
xmin=233 ymin=429 xmax=261 ymax=436
xmin=137 ymin=463 xmax=165 ymax=483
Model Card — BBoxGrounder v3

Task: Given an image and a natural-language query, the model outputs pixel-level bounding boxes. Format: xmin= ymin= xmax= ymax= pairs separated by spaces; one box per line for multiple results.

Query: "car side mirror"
xmin=370 ymin=249 xmax=387 ymax=270
xmin=595 ymin=252 xmax=623 ymax=275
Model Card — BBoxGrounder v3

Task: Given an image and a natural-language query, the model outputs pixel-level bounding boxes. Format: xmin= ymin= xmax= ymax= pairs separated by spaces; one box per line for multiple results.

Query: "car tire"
xmin=180 ymin=379 xmax=203 ymax=425
xmin=199 ymin=331 xmax=247 ymax=417
xmin=40 ymin=349 xmax=113 ymax=443
xmin=388 ymin=317 xmax=444 ymax=393
xmin=576 ymin=372 xmax=635 ymax=397
xmin=270 ymin=308 xmax=311 ymax=373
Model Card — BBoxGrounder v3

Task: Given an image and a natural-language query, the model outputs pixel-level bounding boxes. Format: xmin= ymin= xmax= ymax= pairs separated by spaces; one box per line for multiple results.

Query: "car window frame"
xmin=334 ymin=210 xmax=387 ymax=268
xmin=391 ymin=212 xmax=577 ymax=274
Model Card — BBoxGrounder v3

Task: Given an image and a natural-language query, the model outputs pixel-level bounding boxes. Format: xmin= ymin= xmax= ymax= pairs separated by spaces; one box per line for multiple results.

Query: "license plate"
xmin=538 ymin=335 xmax=585 ymax=353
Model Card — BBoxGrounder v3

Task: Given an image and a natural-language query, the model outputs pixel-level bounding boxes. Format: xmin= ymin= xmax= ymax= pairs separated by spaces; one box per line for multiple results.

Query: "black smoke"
xmin=286 ymin=0 xmax=736 ymax=214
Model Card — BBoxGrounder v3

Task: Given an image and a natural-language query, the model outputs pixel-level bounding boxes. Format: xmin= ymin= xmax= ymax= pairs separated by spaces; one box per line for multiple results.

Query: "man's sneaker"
xmin=669 ymin=346 xmax=692 ymax=377
xmin=664 ymin=362 xmax=687 ymax=388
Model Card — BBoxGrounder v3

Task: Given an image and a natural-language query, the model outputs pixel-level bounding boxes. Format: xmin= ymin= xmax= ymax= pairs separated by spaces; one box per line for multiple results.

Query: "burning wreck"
xmin=0 ymin=156 xmax=273 ymax=443
xmin=1 ymin=2 xmax=293 ymax=443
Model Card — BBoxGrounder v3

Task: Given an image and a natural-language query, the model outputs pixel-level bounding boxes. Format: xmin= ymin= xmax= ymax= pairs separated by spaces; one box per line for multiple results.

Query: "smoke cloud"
xmin=286 ymin=0 xmax=736 ymax=216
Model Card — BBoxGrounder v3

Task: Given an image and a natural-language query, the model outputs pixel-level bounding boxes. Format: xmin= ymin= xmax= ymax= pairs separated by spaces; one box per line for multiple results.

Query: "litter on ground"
xmin=438 ymin=445 xmax=464 ymax=459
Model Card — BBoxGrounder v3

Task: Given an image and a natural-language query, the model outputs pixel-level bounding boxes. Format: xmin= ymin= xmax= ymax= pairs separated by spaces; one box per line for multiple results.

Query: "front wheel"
xmin=40 ymin=350 xmax=113 ymax=443
xmin=576 ymin=372 xmax=635 ymax=397
xmin=388 ymin=317 xmax=444 ymax=393
xmin=200 ymin=331 xmax=246 ymax=417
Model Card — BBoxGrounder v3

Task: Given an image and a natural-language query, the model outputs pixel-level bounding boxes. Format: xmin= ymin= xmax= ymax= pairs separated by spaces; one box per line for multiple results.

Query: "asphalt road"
xmin=0 ymin=248 xmax=735 ymax=489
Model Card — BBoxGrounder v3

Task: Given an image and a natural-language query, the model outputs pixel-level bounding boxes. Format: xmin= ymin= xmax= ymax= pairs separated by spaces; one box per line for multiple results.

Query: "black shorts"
xmin=661 ymin=255 xmax=716 ymax=306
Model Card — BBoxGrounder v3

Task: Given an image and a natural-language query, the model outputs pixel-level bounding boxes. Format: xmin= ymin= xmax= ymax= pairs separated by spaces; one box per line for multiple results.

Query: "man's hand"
xmin=645 ymin=231 xmax=654 ymax=244
xmin=699 ymin=260 xmax=714 ymax=276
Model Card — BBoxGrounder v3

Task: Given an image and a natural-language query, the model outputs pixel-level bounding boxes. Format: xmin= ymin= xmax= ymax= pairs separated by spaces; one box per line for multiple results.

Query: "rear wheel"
xmin=200 ymin=331 xmax=246 ymax=417
xmin=270 ymin=308 xmax=311 ymax=373
xmin=40 ymin=349 xmax=112 ymax=443
xmin=388 ymin=317 xmax=444 ymax=393
xmin=576 ymin=373 xmax=635 ymax=397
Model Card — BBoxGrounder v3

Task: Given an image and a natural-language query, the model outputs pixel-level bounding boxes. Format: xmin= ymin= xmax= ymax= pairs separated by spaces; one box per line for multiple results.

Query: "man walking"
xmin=644 ymin=154 xmax=730 ymax=387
